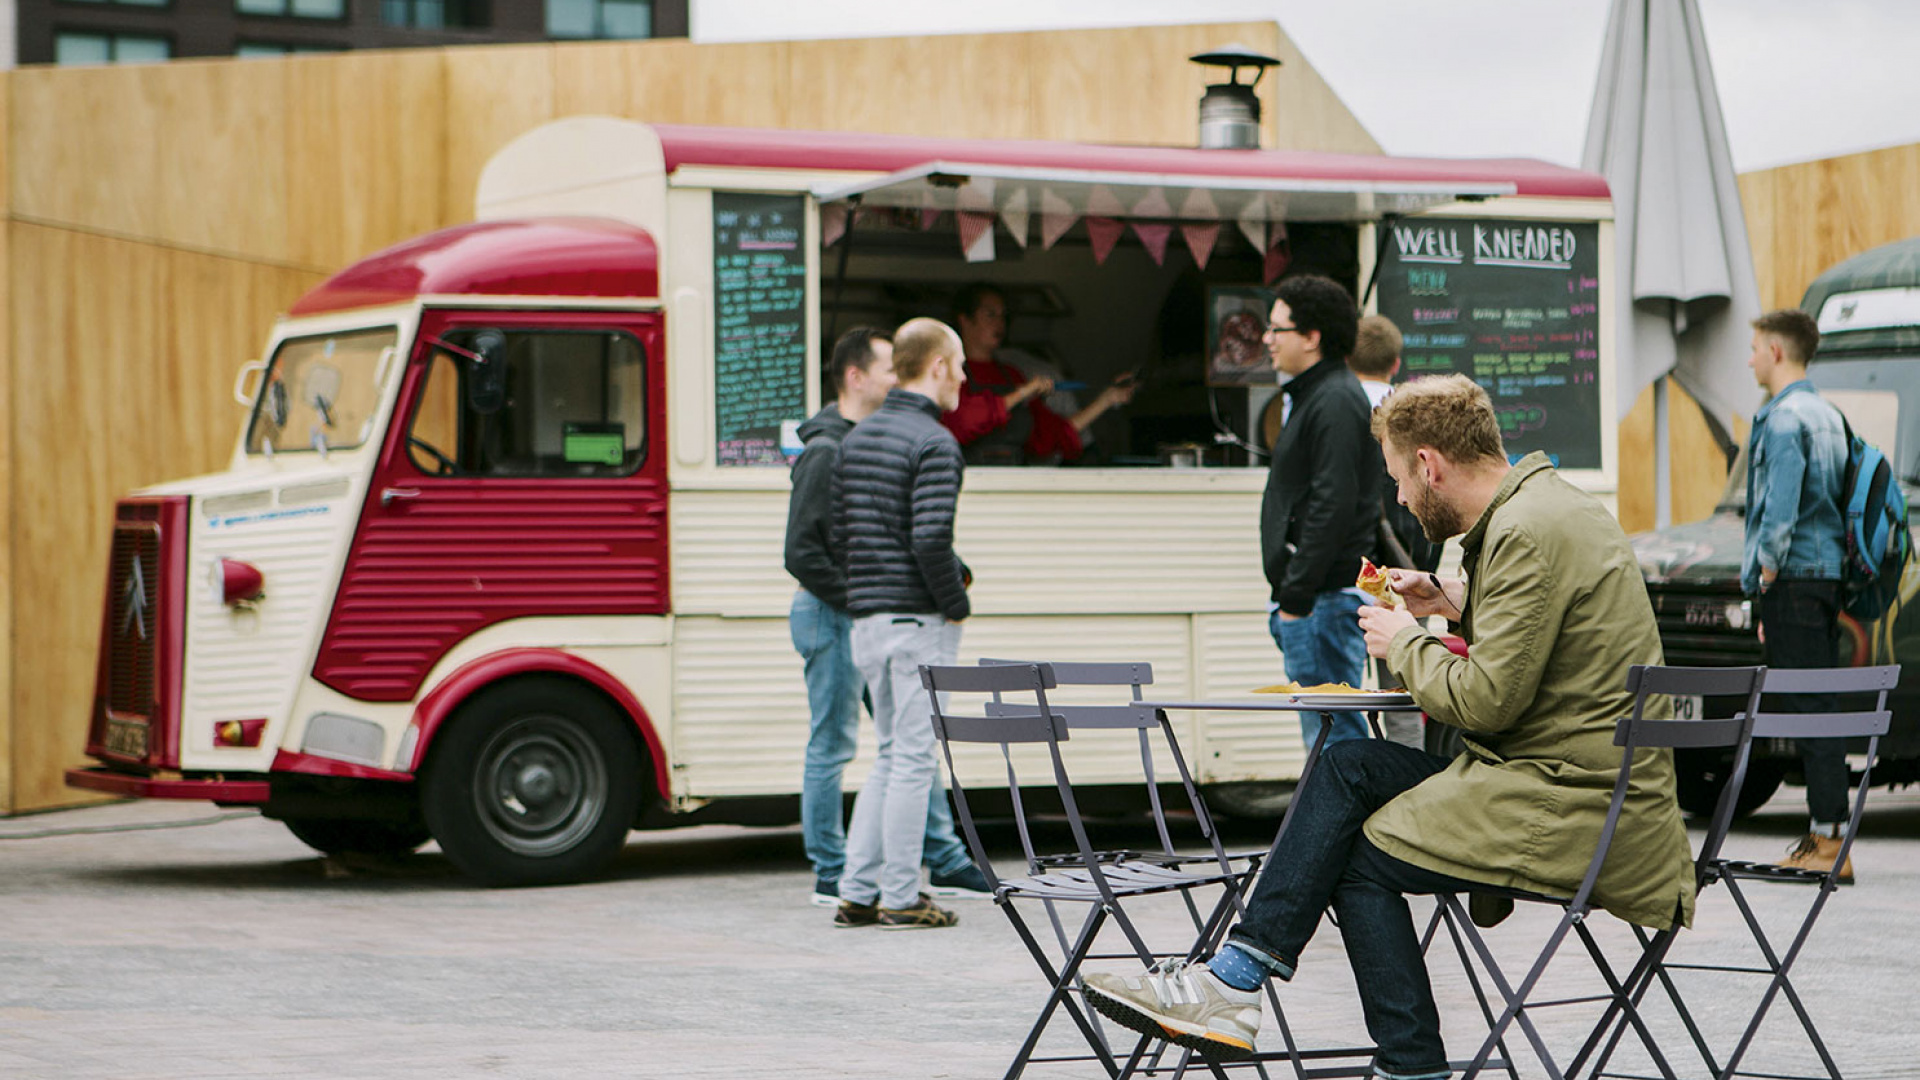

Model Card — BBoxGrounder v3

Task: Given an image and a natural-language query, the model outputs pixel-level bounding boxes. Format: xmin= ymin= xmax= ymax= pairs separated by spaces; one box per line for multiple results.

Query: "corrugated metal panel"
xmin=316 ymin=480 xmax=669 ymax=700
xmin=1191 ymin=613 xmax=1306 ymax=782
xmin=183 ymin=497 xmax=352 ymax=764
xmin=671 ymin=486 xmax=1268 ymax=617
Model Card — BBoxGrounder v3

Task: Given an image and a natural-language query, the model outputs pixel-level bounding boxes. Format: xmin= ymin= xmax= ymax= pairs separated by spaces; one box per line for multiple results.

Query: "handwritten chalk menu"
xmin=1378 ymin=218 xmax=1601 ymax=469
xmin=713 ymin=192 xmax=808 ymax=466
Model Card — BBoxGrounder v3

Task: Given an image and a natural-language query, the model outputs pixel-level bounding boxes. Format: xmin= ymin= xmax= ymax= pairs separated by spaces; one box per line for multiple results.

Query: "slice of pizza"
xmin=1356 ymin=557 xmax=1399 ymax=607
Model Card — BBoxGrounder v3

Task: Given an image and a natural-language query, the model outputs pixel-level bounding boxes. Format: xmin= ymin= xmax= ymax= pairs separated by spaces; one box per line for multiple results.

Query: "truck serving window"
xmin=407 ymin=328 xmax=647 ymax=478
xmin=245 ymin=328 xmax=397 ymax=456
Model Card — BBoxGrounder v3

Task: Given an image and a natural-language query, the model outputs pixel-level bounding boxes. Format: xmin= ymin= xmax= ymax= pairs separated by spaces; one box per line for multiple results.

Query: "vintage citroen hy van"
xmin=68 ymin=118 xmax=1617 ymax=884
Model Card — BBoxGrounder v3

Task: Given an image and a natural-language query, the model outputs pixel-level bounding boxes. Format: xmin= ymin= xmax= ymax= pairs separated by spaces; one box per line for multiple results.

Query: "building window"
xmin=235 ymin=41 xmax=347 ymax=57
xmin=547 ymin=0 xmax=651 ymax=40
xmin=235 ymin=0 xmax=345 ymax=15
xmin=55 ymin=32 xmax=171 ymax=64
xmin=381 ymin=0 xmax=486 ymax=28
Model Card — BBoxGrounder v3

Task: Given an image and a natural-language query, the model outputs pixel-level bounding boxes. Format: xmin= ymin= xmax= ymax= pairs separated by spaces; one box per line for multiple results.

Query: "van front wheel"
xmin=421 ymin=678 xmax=642 ymax=887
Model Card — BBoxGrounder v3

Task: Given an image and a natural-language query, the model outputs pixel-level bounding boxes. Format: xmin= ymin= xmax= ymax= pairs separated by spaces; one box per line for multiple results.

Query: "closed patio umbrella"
xmin=1583 ymin=0 xmax=1759 ymax=525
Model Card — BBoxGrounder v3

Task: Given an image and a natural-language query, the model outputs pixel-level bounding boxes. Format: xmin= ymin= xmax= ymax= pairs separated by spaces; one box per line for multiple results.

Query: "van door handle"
xmin=380 ymin=487 xmax=421 ymax=507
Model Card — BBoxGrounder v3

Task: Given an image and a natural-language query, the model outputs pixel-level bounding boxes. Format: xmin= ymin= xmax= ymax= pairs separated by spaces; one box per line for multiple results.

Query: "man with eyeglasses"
xmin=1257 ymin=275 xmax=1381 ymax=751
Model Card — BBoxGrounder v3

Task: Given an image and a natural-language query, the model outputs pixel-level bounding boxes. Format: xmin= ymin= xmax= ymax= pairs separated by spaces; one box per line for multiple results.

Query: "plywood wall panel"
xmin=1740 ymin=142 xmax=1920 ymax=310
xmin=284 ymin=50 xmax=448 ymax=272
xmin=11 ymin=64 xmax=164 ymax=239
xmin=783 ymin=34 xmax=1026 ymax=138
xmin=8 ymin=224 xmax=322 ymax=811
xmin=443 ymin=44 xmax=557 ymax=227
xmin=552 ymin=39 xmax=791 ymax=129
xmin=1618 ymin=380 xmax=1655 ymax=534
xmin=153 ymin=60 xmax=290 ymax=262
xmin=10 ymin=225 xmax=160 ymax=811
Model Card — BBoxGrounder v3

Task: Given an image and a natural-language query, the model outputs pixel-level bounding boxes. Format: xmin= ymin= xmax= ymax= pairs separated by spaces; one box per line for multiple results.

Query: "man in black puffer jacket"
xmin=826 ymin=318 xmax=971 ymax=931
xmin=784 ymin=327 xmax=987 ymax=909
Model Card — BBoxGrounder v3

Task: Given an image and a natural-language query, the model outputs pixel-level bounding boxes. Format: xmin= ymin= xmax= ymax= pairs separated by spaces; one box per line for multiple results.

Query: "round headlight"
xmin=1724 ymin=600 xmax=1752 ymax=630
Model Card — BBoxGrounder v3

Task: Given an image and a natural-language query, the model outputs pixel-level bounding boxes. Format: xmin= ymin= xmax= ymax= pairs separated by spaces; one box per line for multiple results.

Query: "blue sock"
xmin=1206 ymin=944 xmax=1268 ymax=991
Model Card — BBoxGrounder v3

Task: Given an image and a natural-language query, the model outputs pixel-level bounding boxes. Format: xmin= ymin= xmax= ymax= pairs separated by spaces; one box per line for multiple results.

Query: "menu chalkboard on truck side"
xmin=713 ymin=192 xmax=808 ymax=467
xmin=1376 ymin=218 xmax=1601 ymax=469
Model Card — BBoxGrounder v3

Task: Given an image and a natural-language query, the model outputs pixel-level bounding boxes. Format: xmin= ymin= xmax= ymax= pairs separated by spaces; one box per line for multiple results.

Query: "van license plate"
xmin=104 ymin=717 xmax=149 ymax=759
xmin=1674 ymin=695 xmax=1704 ymax=721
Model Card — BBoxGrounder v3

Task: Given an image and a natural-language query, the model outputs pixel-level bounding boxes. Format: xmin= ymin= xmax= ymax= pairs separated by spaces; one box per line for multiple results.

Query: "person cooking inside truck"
xmin=941 ymin=282 xmax=1136 ymax=465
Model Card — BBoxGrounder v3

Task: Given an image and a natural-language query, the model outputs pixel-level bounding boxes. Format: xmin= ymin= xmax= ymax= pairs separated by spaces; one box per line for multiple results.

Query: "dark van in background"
xmin=1632 ymin=235 xmax=1920 ymax=816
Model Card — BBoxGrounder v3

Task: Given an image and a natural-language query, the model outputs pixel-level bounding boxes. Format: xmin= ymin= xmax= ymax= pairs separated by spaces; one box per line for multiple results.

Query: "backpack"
xmin=1837 ymin=416 xmax=1914 ymax=623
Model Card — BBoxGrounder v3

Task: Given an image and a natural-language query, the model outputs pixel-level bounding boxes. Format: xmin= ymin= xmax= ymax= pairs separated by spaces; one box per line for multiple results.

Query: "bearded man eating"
xmin=1083 ymin=374 xmax=1694 ymax=1080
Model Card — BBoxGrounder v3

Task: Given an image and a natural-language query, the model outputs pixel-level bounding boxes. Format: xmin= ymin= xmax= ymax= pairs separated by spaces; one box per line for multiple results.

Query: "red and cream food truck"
xmin=68 ymin=119 xmax=1616 ymax=884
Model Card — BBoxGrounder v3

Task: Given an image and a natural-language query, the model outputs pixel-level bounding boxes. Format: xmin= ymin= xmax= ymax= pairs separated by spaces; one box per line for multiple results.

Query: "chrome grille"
xmin=106 ymin=524 xmax=161 ymax=716
xmin=1646 ymin=583 xmax=1763 ymax=667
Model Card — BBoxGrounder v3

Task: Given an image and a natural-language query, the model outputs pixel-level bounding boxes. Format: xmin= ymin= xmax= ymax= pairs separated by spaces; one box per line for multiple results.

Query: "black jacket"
xmin=832 ymin=389 xmax=971 ymax=620
xmin=1260 ymin=358 xmax=1381 ymax=614
xmin=783 ymin=404 xmax=852 ymax=608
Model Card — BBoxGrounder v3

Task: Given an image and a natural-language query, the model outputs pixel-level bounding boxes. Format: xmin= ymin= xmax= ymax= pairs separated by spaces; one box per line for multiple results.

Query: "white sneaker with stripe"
xmin=1083 ymin=959 xmax=1261 ymax=1061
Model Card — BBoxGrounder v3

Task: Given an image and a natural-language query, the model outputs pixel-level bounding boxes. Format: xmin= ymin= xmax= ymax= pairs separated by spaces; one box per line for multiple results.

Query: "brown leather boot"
xmin=1779 ymin=829 xmax=1854 ymax=885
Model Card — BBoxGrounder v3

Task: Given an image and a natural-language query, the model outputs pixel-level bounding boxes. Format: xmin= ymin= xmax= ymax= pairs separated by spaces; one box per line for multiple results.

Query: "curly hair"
xmin=1273 ymin=274 xmax=1359 ymax=363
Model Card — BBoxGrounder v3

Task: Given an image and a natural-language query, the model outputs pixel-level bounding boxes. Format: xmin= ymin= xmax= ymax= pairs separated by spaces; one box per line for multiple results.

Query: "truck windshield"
xmin=245 ymin=328 xmax=397 ymax=456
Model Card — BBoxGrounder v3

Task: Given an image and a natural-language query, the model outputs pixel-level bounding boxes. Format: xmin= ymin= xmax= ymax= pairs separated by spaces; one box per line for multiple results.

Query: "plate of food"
xmin=1251 ymin=682 xmax=1416 ymax=710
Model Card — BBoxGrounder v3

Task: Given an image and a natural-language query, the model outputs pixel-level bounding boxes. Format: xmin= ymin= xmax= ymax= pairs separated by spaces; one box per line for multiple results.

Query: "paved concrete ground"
xmin=2 ymin=783 xmax=1916 ymax=1079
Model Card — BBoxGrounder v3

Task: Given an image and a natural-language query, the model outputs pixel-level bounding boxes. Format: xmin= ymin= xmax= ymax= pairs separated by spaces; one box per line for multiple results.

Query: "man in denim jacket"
xmin=1743 ymin=309 xmax=1855 ymax=881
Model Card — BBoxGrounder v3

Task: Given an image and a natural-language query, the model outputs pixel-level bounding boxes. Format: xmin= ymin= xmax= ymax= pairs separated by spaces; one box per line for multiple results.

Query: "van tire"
xmin=283 ymin=815 xmax=431 ymax=857
xmin=421 ymin=677 xmax=642 ymax=887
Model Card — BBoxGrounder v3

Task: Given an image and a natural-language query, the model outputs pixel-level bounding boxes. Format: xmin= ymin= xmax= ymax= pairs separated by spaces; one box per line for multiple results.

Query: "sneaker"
xmin=876 ymin=893 xmax=958 ymax=930
xmin=811 ymin=876 xmax=840 ymax=907
xmin=1083 ymin=959 xmax=1261 ymax=1062
xmin=927 ymin=862 xmax=993 ymax=899
xmin=833 ymin=899 xmax=879 ymax=928
xmin=1778 ymin=831 xmax=1854 ymax=885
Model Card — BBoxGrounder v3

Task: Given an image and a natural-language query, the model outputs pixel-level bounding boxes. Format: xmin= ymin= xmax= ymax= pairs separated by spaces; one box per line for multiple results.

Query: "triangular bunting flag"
xmin=1087 ymin=185 xmax=1126 ymax=218
xmin=1000 ymin=188 xmax=1030 ymax=248
xmin=958 ymin=211 xmax=996 ymax=263
xmin=1179 ymin=187 xmax=1220 ymax=220
xmin=1263 ymin=235 xmax=1292 ymax=284
xmin=1132 ymin=187 xmax=1172 ymax=219
xmin=1236 ymin=209 xmax=1265 ymax=255
xmin=920 ymin=191 xmax=940 ymax=231
xmin=1131 ymin=221 xmax=1172 ymax=265
xmin=1040 ymin=189 xmax=1077 ymax=250
xmin=1086 ymin=217 xmax=1124 ymax=265
xmin=1181 ymin=221 xmax=1221 ymax=270
xmin=821 ymin=203 xmax=848 ymax=248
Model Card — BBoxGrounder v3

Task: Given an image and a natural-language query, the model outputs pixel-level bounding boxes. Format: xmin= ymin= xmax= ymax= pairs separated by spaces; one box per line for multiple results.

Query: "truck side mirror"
xmin=466 ymin=328 xmax=508 ymax=415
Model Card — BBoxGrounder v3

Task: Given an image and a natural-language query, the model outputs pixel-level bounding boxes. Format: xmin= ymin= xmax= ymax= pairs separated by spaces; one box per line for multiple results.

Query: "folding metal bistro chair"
xmin=922 ymin=661 xmax=1253 ymax=1080
xmin=1417 ymin=664 xmax=1768 ymax=1080
xmin=1589 ymin=664 xmax=1898 ymax=1080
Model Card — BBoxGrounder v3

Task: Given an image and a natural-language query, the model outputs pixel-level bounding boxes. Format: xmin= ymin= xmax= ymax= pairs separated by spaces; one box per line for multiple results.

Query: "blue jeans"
xmin=1228 ymin=739 xmax=1478 ymax=1079
xmin=1271 ymin=590 xmax=1370 ymax=749
xmin=790 ymin=591 xmax=970 ymax=884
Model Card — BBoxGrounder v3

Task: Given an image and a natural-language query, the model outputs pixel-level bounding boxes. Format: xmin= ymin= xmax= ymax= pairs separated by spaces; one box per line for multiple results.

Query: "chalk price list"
xmin=713 ymin=193 xmax=808 ymax=467
xmin=1381 ymin=219 xmax=1602 ymax=468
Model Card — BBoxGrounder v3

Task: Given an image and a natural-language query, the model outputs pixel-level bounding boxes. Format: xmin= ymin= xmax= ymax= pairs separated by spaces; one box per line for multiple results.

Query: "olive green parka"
xmin=1367 ymin=453 xmax=1696 ymax=930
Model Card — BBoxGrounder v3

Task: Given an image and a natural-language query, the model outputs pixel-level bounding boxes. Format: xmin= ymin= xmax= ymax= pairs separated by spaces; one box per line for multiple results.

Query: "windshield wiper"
xmin=312 ymin=392 xmax=335 ymax=429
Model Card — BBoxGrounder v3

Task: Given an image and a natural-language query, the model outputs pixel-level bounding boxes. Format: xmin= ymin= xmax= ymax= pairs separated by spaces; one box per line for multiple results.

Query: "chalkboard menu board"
xmin=1377 ymin=218 xmax=1601 ymax=469
xmin=713 ymin=192 xmax=808 ymax=466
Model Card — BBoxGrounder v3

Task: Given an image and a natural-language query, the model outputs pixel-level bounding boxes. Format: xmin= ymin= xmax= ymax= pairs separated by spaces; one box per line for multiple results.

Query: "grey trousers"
xmin=842 ymin=612 xmax=962 ymax=909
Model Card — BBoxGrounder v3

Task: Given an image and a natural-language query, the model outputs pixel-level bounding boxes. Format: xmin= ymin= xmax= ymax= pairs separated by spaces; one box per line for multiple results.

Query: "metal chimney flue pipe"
xmin=1190 ymin=44 xmax=1281 ymax=150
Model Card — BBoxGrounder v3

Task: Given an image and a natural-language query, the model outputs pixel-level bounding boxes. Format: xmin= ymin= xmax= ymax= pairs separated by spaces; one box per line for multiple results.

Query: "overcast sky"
xmin=692 ymin=0 xmax=1920 ymax=173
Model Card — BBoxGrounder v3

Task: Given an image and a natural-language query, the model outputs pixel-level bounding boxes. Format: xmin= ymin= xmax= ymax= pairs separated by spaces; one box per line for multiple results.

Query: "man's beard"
xmin=1410 ymin=473 xmax=1465 ymax=542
